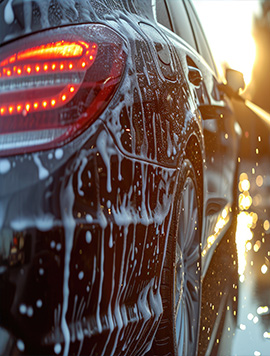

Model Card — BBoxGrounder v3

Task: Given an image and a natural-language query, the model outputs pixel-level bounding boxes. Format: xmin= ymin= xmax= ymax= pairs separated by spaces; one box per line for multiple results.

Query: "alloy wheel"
xmin=174 ymin=176 xmax=201 ymax=356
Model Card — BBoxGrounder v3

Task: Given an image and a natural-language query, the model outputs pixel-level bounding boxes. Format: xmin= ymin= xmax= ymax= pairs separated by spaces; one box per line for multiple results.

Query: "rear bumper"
xmin=0 ymin=123 xmax=176 ymax=355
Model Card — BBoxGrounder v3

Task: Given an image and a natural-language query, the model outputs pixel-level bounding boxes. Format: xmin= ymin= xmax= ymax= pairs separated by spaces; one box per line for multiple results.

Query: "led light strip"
xmin=0 ymin=41 xmax=98 ymax=116
xmin=0 ymin=41 xmax=97 ymax=78
xmin=0 ymin=72 xmax=84 ymax=92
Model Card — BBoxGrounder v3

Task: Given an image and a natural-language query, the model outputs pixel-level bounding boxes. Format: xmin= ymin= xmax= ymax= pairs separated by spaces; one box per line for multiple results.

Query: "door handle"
xmin=188 ymin=66 xmax=203 ymax=87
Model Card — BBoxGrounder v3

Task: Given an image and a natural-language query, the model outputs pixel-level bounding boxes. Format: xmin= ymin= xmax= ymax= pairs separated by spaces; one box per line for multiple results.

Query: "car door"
xmin=158 ymin=0 xmax=239 ymax=259
xmin=184 ymin=0 xmax=239 ymax=207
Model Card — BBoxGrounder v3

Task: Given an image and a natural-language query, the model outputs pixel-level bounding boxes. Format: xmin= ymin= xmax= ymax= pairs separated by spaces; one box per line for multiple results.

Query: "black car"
xmin=0 ymin=0 xmax=242 ymax=355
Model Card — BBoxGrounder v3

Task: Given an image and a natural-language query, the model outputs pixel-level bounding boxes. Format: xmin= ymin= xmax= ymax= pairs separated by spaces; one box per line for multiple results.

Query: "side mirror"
xmin=225 ymin=68 xmax=245 ymax=93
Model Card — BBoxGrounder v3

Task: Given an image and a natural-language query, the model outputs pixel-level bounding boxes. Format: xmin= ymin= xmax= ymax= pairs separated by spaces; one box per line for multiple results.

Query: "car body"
xmin=0 ymin=0 xmax=241 ymax=355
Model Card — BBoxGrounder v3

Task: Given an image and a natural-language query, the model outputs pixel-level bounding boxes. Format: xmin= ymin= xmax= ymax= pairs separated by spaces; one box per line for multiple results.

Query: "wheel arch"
xmin=184 ymin=133 xmax=204 ymax=213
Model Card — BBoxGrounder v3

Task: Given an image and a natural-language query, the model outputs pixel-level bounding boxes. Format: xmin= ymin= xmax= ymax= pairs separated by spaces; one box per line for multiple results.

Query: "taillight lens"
xmin=0 ymin=24 xmax=127 ymax=156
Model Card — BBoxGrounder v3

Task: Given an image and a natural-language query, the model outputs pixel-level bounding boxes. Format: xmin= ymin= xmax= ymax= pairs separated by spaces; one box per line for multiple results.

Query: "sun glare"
xmin=194 ymin=0 xmax=260 ymax=86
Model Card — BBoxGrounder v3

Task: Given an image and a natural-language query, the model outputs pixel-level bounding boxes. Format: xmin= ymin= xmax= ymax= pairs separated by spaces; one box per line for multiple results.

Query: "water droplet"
xmin=86 ymin=214 xmax=93 ymax=223
xmin=27 ymin=306 xmax=33 ymax=317
xmin=54 ymin=343 xmax=61 ymax=355
xmin=86 ymin=231 xmax=92 ymax=243
xmin=19 ymin=304 xmax=27 ymax=314
xmin=0 ymin=159 xmax=11 ymax=174
xmin=36 ymin=299 xmax=43 ymax=308
xmin=55 ymin=149 xmax=63 ymax=160
xmin=17 ymin=340 xmax=25 ymax=352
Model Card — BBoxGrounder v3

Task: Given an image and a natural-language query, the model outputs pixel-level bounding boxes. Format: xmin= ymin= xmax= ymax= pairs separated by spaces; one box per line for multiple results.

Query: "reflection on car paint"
xmin=201 ymin=204 xmax=231 ymax=258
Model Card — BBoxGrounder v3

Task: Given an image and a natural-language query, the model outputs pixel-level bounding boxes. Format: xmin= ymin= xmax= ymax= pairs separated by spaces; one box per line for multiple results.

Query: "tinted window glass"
xmin=184 ymin=0 xmax=217 ymax=73
xmin=156 ymin=0 xmax=173 ymax=31
xmin=166 ymin=0 xmax=197 ymax=50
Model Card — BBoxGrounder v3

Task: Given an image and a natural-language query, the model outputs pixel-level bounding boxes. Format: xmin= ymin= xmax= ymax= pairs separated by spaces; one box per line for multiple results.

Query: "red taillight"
xmin=0 ymin=41 xmax=98 ymax=116
xmin=0 ymin=24 xmax=126 ymax=156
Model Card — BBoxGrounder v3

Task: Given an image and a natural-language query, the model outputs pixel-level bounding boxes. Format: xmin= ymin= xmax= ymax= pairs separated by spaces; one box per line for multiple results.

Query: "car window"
xmin=155 ymin=0 xmax=173 ymax=31
xmin=165 ymin=0 xmax=197 ymax=50
xmin=184 ymin=0 xmax=218 ymax=74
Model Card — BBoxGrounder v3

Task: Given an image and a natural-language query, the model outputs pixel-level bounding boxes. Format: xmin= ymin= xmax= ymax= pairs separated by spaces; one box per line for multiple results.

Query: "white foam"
xmin=4 ymin=0 xmax=14 ymax=24
xmin=0 ymin=159 xmax=11 ymax=174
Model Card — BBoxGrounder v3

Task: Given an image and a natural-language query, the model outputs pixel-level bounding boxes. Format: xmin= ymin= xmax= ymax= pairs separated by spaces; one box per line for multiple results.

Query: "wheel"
xmin=152 ymin=159 xmax=202 ymax=356
xmin=174 ymin=162 xmax=201 ymax=355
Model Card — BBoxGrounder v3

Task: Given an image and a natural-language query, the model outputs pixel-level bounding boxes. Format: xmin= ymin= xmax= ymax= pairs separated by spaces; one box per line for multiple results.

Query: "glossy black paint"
xmin=0 ymin=0 xmax=240 ymax=355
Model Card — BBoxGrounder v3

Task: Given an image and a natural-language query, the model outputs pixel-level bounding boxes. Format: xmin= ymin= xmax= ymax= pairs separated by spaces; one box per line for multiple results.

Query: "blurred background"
xmin=194 ymin=1 xmax=270 ymax=355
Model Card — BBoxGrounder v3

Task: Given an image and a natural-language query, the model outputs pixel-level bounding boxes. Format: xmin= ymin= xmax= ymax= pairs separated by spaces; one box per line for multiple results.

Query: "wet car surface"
xmin=0 ymin=0 xmax=245 ymax=355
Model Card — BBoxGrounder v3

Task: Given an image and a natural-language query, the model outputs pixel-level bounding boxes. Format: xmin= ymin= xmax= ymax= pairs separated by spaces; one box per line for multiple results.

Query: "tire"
xmin=152 ymin=159 xmax=202 ymax=356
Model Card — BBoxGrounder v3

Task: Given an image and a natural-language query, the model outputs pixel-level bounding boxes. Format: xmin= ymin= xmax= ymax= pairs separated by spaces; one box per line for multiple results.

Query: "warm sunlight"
xmin=194 ymin=0 xmax=260 ymax=85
